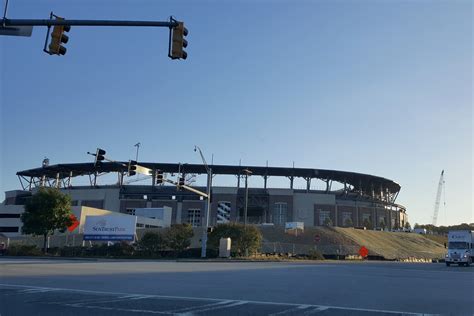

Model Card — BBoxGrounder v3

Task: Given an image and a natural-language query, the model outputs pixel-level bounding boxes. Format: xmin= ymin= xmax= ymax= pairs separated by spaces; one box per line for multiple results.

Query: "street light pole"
xmin=243 ymin=169 xmax=252 ymax=227
xmin=194 ymin=145 xmax=212 ymax=258
xmin=134 ymin=142 xmax=141 ymax=162
xmin=244 ymin=173 xmax=248 ymax=227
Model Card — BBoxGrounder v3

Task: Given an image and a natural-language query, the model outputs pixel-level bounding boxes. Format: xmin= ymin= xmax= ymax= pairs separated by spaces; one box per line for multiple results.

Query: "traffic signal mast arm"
xmin=87 ymin=150 xmax=207 ymax=198
xmin=163 ymin=178 xmax=209 ymax=199
xmin=2 ymin=18 xmax=178 ymax=28
xmin=87 ymin=150 xmax=129 ymax=168
xmin=130 ymin=163 xmax=208 ymax=198
xmin=2 ymin=16 xmax=186 ymax=59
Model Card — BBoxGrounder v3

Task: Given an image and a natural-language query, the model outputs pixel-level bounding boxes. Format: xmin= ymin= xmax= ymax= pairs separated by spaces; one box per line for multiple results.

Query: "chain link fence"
xmin=261 ymin=242 xmax=362 ymax=257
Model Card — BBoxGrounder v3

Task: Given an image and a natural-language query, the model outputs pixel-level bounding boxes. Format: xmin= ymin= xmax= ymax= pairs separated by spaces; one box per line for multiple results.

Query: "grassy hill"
xmin=260 ymin=226 xmax=446 ymax=260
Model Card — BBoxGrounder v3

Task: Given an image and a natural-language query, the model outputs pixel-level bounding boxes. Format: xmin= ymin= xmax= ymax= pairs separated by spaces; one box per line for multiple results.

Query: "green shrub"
xmin=6 ymin=244 xmax=42 ymax=256
xmin=47 ymin=247 xmax=61 ymax=256
xmin=137 ymin=232 xmax=166 ymax=257
xmin=344 ymin=218 xmax=353 ymax=227
xmin=85 ymin=244 xmax=108 ymax=256
xmin=308 ymin=249 xmax=325 ymax=260
xmin=324 ymin=217 xmax=333 ymax=227
xmin=363 ymin=219 xmax=373 ymax=229
xmin=208 ymin=223 xmax=262 ymax=257
xmin=60 ymin=246 xmax=86 ymax=257
xmin=107 ymin=242 xmax=134 ymax=257
xmin=164 ymin=224 xmax=194 ymax=253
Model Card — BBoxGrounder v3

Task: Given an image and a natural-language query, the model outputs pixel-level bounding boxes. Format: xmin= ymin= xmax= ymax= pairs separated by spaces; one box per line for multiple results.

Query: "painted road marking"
xmin=0 ymin=283 xmax=438 ymax=315
xmin=302 ymin=306 xmax=331 ymax=315
xmin=178 ymin=301 xmax=248 ymax=315
xmin=167 ymin=300 xmax=234 ymax=313
xmin=268 ymin=304 xmax=313 ymax=315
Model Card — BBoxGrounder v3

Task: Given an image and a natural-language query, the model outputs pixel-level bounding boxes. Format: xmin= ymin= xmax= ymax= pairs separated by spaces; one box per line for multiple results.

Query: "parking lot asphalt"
xmin=0 ymin=258 xmax=472 ymax=315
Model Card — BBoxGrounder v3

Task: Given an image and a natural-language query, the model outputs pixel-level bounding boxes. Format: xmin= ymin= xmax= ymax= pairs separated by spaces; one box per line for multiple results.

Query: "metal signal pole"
xmin=194 ymin=145 xmax=212 ymax=258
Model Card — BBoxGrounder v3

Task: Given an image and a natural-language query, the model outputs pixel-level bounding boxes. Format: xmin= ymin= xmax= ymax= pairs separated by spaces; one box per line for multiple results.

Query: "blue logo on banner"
xmin=83 ymin=235 xmax=134 ymax=241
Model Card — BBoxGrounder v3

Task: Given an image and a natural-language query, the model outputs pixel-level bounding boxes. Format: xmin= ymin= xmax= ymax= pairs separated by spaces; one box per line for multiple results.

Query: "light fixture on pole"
xmin=194 ymin=145 xmax=212 ymax=258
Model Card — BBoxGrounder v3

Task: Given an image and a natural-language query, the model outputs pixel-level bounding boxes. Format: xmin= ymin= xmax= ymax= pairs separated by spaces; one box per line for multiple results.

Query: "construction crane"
xmin=432 ymin=170 xmax=445 ymax=226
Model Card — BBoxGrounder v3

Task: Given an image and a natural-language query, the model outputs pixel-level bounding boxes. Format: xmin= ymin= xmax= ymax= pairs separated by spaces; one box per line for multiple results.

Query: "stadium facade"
xmin=1 ymin=162 xmax=408 ymax=236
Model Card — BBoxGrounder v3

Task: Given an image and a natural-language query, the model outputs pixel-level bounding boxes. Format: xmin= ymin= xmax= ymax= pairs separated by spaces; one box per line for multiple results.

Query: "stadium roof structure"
xmin=16 ymin=162 xmax=401 ymax=200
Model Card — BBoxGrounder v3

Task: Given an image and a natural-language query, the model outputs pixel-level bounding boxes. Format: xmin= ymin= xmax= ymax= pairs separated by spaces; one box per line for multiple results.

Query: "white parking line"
xmin=178 ymin=301 xmax=248 ymax=315
xmin=302 ymin=306 xmax=330 ymax=315
xmin=0 ymin=283 xmax=438 ymax=315
xmin=167 ymin=300 xmax=233 ymax=313
xmin=269 ymin=304 xmax=312 ymax=315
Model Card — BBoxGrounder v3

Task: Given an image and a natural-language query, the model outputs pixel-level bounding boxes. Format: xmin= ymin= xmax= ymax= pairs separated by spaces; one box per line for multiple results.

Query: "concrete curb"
xmin=0 ymin=256 xmax=99 ymax=261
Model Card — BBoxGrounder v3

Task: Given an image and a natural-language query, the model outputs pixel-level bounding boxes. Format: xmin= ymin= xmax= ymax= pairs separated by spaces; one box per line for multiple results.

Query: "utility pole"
xmin=243 ymin=169 xmax=252 ymax=227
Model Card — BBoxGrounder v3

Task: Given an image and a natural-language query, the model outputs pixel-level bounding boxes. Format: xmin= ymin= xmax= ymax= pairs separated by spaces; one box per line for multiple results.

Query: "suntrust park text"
xmin=92 ymin=226 xmax=126 ymax=232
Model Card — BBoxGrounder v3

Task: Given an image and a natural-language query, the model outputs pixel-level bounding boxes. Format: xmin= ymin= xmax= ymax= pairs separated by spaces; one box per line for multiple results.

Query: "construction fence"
xmin=261 ymin=242 xmax=363 ymax=257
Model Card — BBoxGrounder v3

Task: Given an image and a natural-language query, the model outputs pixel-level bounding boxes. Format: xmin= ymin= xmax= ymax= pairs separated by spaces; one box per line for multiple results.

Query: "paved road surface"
xmin=0 ymin=258 xmax=472 ymax=315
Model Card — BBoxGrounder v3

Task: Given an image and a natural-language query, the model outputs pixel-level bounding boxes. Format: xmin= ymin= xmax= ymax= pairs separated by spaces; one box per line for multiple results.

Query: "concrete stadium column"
xmin=306 ymin=178 xmax=311 ymax=192
xmin=334 ymin=204 xmax=338 ymax=226
xmin=372 ymin=207 xmax=376 ymax=230
xmin=118 ymin=172 xmax=124 ymax=187
xmin=176 ymin=202 xmax=182 ymax=224
xmin=355 ymin=204 xmax=360 ymax=226
xmin=387 ymin=208 xmax=392 ymax=230
xmin=264 ymin=175 xmax=268 ymax=189
xmin=290 ymin=176 xmax=294 ymax=189
xmin=151 ymin=171 xmax=156 ymax=187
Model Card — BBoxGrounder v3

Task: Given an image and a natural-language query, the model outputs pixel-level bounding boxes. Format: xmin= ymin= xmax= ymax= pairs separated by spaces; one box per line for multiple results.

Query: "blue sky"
xmin=1 ymin=0 xmax=472 ymax=226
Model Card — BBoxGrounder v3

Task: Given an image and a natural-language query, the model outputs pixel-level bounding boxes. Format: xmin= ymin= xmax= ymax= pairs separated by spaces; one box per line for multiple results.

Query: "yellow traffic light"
xmin=170 ymin=22 xmax=188 ymax=60
xmin=48 ymin=17 xmax=70 ymax=55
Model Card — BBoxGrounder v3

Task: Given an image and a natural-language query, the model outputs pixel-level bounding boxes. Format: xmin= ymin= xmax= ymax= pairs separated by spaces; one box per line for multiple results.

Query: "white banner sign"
xmin=83 ymin=215 xmax=137 ymax=241
xmin=285 ymin=222 xmax=304 ymax=230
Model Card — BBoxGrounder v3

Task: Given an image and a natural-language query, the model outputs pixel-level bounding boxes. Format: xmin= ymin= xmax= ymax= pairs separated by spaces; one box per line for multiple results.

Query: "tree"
xmin=404 ymin=222 xmax=411 ymax=230
xmin=164 ymin=224 xmax=194 ymax=253
xmin=393 ymin=220 xmax=400 ymax=230
xmin=21 ymin=188 xmax=72 ymax=253
xmin=344 ymin=217 xmax=353 ymax=227
xmin=323 ymin=217 xmax=333 ymax=227
xmin=363 ymin=218 xmax=373 ymax=229
xmin=208 ymin=223 xmax=262 ymax=257
xmin=138 ymin=232 xmax=166 ymax=256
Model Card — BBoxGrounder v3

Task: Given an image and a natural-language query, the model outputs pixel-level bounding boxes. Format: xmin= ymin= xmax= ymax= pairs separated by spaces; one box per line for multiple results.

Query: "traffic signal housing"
xmin=170 ymin=21 xmax=188 ymax=60
xmin=177 ymin=176 xmax=185 ymax=189
xmin=94 ymin=148 xmax=106 ymax=167
xmin=156 ymin=171 xmax=164 ymax=184
xmin=48 ymin=17 xmax=70 ymax=55
xmin=128 ymin=160 xmax=138 ymax=176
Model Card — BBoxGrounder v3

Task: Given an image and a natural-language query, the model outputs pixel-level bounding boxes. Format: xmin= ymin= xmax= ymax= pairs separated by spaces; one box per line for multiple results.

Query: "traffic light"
xmin=170 ymin=21 xmax=188 ymax=60
xmin=94 ymin=148 xmax=106 ymax=167
xmin=128 ymin=160 xmax=138 ymax=176
xmin=178 ymin=176 xmax=185 ymax=187
xmin=156 ymin=171 xmax=164 ymax=184
xmin=48 ymin=17 xmax=70 ymax=55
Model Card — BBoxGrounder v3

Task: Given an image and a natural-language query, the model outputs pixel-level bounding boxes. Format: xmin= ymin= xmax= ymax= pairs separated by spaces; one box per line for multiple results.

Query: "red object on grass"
xmin=359 ymin=246 xmax=369 ymax=258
